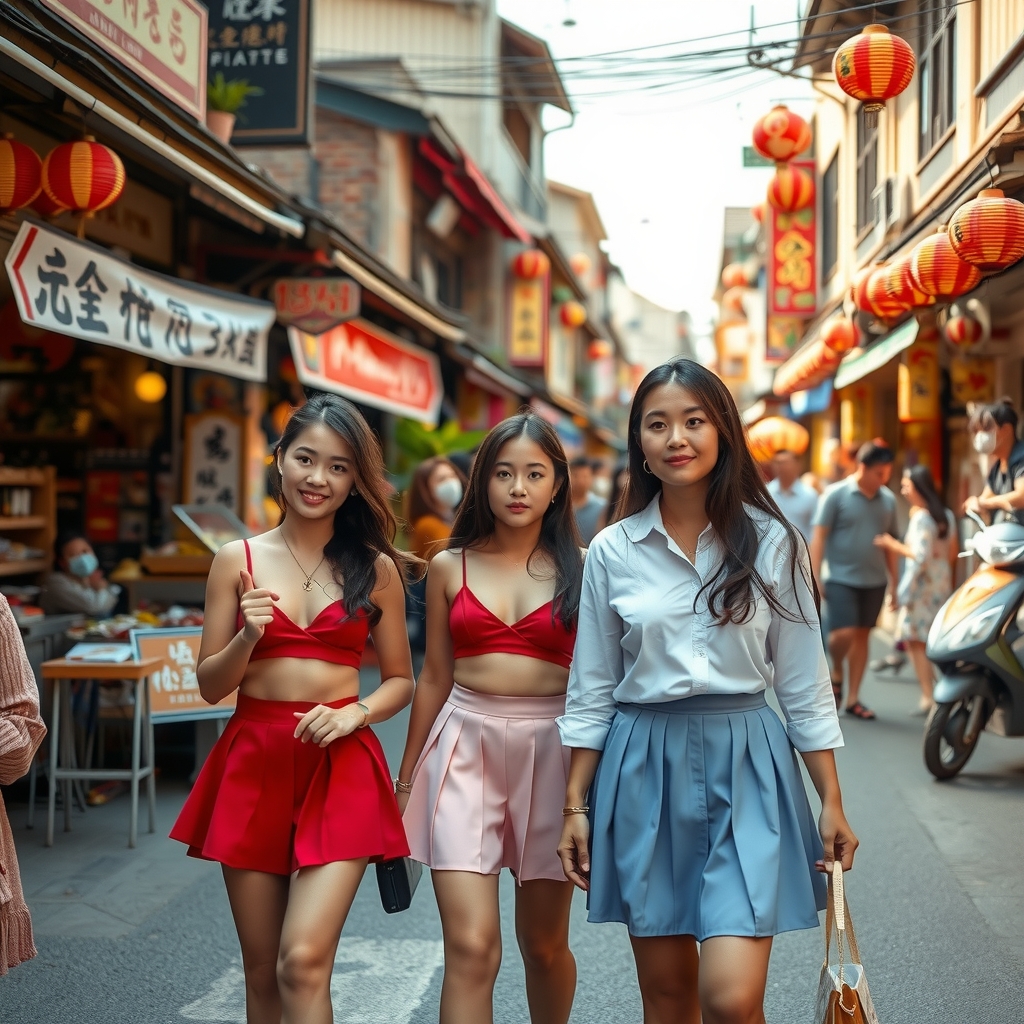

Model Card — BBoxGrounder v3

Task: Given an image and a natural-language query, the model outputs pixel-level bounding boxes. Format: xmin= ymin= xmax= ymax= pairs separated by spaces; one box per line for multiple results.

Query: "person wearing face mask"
xmin=40 ymin=531 xmax=121 ymax=617
xmin=964 ymin=400 xmax=1024 ymax=525
xmin=406 ymin=457 xmax=467 ymax=562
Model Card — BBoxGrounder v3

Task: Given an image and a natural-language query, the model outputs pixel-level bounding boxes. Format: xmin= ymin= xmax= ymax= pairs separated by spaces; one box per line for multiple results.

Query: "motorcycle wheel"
xmin=923 ymin=698 xmax=985 ymax=780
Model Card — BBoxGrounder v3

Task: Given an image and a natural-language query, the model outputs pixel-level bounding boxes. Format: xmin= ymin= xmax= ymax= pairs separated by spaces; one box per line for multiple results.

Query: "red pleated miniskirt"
xmin=170 ymin=694 xmax=409 ymax=875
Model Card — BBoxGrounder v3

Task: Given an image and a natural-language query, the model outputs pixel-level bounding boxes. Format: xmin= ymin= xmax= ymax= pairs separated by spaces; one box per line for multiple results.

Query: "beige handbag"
xmin=815 ymin=863 xmax=880 ymax=1024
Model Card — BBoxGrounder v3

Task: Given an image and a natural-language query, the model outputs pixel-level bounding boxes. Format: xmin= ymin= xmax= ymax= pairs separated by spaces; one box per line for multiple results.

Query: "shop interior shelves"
xmin=0 ymin=558 xmax=49 ymax=577
xmin=0 ymin=466 xmax=57 ymax=582
xmin=0 ymin=516 xmax=48 ymax=530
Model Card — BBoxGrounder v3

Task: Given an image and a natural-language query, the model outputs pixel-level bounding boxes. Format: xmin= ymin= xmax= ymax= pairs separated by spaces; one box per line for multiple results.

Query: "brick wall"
xmin=314 ymin=110 xmax=379 ymax=251
xmin=239 ymin=146 xmax=312 ymax=203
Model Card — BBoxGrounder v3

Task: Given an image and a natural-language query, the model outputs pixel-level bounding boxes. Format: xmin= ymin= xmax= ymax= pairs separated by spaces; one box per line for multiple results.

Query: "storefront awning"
xmin=833 ymin=318 xmax=919 ymax=390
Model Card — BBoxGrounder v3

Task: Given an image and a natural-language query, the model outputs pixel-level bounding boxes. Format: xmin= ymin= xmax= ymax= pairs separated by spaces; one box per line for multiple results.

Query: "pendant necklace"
xmin=281 ymin=533 xmax=326 ymax=591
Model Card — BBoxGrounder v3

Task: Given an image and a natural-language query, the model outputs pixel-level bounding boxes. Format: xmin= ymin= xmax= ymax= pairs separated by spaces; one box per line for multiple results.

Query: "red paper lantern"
xmin=747 ymin=416 xmax=810 ymax=462
xmin=948 ymin=188 xmax=1024 ymax=273
xmin=721 ymin=263 xmax=748 ymax=289
xmin=909 ymin=228 xmax=983 ymax=300
xmin=722 ymin=287 xmax=746 ymax=313
xmin=767 ymin=165 xmax=814 ymax=212
xmin=882 ymin=256 xmax=934 ymax=308
xmin=42 ymin=139 xmax=125 ymax=213
xmin=0 ymin=135 xmax=42 ymax=212
xmin=832 ymin=24 xmax=916 ymax=127
xmin=511 ymin=249 xmax=551 ymax=279
xmin=944 ymin=312 xmax=985 ymax=347
xmin=30 ymin=190 xmax=69 ymax=217
xmin=751 ymin=203 xmax=765 ymax=224
xmin=821 ymin=316 xmax=858 ymax=355
xmin=560 ymin=301 xmax=587 ymax=329
xmin=587 ymin=339 xmax=612 ymax=360
xmin=569 ymin=252 xmax=592 ymax=278
xmin=865 ymin=266 xmax=912 ymax=320
xmin=752 ymin=106 xmax=812 ymax=164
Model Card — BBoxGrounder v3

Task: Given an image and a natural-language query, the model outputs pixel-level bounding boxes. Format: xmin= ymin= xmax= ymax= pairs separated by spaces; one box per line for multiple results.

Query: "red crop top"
xmin=239 ymin=539 xmax=369 ymax=668
xmin=449 ymin=551 xmax=576 ymax=670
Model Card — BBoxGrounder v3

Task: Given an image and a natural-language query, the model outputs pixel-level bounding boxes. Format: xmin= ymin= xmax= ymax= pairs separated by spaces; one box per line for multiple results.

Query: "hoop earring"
xmin=643 ymin=460 xmax=653 ymax=474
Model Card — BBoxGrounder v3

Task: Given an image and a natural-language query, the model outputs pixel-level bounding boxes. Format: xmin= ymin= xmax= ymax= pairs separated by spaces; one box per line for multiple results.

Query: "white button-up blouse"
xmin=556 ymin=496 xmax=844 ymax=753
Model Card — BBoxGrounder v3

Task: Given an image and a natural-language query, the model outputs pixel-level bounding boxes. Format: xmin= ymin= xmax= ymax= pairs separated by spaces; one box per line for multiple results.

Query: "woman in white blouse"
xmin=556 ymin=358 xmax=858 ymax=1024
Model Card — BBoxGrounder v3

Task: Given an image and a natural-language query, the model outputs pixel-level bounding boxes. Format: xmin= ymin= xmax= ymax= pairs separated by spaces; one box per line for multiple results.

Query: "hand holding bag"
xmin=375 ymin=856 xmax=422 ymax=914
xmin=815 ymin=863 xmax=880 ymax=1024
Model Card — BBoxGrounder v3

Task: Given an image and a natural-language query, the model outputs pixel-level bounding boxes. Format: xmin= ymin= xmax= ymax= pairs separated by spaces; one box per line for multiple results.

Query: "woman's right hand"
xmin=395 ymin=787 xmax=411 ymax=815
xmin=557 ymin=812 xmax=591 ymax=891
xmin=238 ymin=569 xmax=279 ymax=643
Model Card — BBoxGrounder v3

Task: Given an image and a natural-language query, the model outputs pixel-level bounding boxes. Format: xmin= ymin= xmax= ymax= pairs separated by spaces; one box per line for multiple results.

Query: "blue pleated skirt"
xmin=587 ymin=692 xmax=826 ymax=939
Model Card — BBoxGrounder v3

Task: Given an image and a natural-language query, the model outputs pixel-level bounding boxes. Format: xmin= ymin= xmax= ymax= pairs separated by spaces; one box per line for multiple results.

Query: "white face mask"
xmin=973 ymin=430 xmax=998 ymax=455
xmin=433 ymin=477 xmax=463 ymax=509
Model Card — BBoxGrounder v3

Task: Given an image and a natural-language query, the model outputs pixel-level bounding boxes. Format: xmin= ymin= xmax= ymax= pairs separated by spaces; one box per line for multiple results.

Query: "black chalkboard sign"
xmin=207 ymin=0 xmax=310 ymax=144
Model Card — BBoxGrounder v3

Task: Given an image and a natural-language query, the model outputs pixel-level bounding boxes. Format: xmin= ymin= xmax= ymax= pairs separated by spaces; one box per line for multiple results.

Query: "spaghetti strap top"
xmin=238 ymin=539 xmax=369 ymax=668
xmin=448 ymin=551 xmax=576 ymax=670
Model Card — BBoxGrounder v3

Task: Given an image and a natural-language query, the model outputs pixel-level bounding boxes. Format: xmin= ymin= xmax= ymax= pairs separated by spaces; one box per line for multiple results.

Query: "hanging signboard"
xmin=5 ymin=221 xmax=273 ymax=382
xmin=767 ymin=160 xmax=817 ymax=317
xmin=274 ymin=276 xmax=360 ymax=334
xmin=183 ymin=413 xmax=244 ymax=514
xmin=39 ymin=0 xmax=207 ymax=119
xmin=207 ymin=0 xmax=311 ymax=144
xmin=766 ymin=315 xmax=804 ymax=364
xmin=508 ymin=277 xmax=548 ymax=367
xmin=289 ymin=320 xmax=443 ymax=424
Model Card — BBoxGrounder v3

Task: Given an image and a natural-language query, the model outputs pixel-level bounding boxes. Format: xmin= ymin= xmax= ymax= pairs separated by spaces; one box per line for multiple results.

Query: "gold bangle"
xmin=356 ymin=701 xmax=371 ymax=728
xmin=562 ymin=806 xmax=590 ymax=816
xmin=394 ymin=778 xmax=413 ymax=793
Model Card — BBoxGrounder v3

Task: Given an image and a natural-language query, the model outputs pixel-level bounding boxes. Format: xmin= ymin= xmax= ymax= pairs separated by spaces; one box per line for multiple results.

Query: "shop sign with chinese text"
xmin=768 ymin=161 xmax=817 ymax=317
xmin=208 ymin=0 xmax=310 ymax=143
xmin=288 ymin=320 xmax=443 ymax=424
xmin=184 ymin=413 xmax=244 ymax=514
xmin=5 ymin=221 xmax=273 ymax=382
xmin=508 ymin=277 xmax=548 ymax=368
xmin=39 ymin=0 xmax=207 ymax=119
xmin=274 ymin=276 xmax=359 ymax=334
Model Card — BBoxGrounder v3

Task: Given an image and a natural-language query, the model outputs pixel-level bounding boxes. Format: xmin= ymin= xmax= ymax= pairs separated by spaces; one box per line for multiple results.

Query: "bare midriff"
xmin=239 ymin=657 xmax=362 ymax=703
xmin=454 ymin=652 xmax=568 ymax=698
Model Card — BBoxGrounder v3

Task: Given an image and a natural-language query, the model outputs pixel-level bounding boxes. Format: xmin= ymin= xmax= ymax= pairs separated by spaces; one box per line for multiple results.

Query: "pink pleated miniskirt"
xmin=403 ymin=683 xmax=569 ymax=882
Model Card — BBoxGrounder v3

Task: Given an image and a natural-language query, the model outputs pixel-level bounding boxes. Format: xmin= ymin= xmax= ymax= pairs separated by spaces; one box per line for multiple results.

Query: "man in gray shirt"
xmin=766 ymin=449 xmax=818 ymax=541
xmin=569 ymin=456 xmax=605 ymax=544
xmin=810 ymin=440 xmax=898 ymax=720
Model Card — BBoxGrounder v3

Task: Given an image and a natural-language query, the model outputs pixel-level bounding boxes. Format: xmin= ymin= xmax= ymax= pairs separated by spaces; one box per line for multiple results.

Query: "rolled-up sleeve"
xmin=766 ymin=535 xmax=844 ymax=751
xmin=557 ymin=540 xmax=624 ymax=751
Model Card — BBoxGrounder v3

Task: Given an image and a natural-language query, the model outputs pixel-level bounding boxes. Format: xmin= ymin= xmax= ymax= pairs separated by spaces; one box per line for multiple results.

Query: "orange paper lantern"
xmin=721 ymin=263 xmax=749 ymax=289
xmin=559 ymin=300 xmax=587 ymax=329
xmin=747 ymin=416 xmax=810 ymax=462
xmin=0 ymin=135 xmax=42 ymax=212
xmin=569 ymin=252 xmax=592 ymax=277
xmin=821 ymin=316 xmax=858 ymax=355
xmin=722 ymin=287 xmax=747 ymax=313
xmin=42 ymin=139 xmax=125 ymax=213
xmin=832 ymin=24 xmax=916 ymax=127
xmin=767 ymin=165 xmax=814 ymax=212
xmin=752 ymin=106 xmax=812 ymax=164
xmin=883 ymin=256 xmax=934 ymax=308
xmin=909 ymin=228 xmax=983 ymax=300
xmin=587 ymin=339 xmax=612 ymax=360
xmin=948 ymin=188 xmax=1024 ymax=273
xmin=511 ymin=249 xmax=551 ymax=279
xmin=944 ymin=312 xmax=985 ymax=347
xmin=865 ymin=266 xmax=912 ymax=320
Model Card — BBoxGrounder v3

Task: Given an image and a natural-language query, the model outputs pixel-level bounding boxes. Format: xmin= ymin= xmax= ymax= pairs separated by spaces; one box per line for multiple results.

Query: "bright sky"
xmin=497 ymin=0 xmax=815 ymax=340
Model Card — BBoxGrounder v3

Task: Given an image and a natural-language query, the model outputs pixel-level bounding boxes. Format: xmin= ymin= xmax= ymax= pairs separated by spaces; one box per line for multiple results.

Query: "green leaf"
xmin=207 ymin=72 xmax=265 ymax=114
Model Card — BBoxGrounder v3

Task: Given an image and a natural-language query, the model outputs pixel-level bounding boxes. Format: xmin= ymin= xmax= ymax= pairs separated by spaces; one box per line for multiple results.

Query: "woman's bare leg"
xmin=222 ymin=867 xmax=290 ymax=1024
xmin=907 ymin=640 xmax=935 ymax=705
xmin=698 ymin=935 xmax=773 ymax=1024
xmin=276 ymin=859 xmax=368 ymax=1024
xmin=431 ymin=871 xmax=502 ymax=1024
xmin=514 ymin=878 xmax=576 ymax=1024
xmin=628 ymin=934 xmax=701 ymax=1024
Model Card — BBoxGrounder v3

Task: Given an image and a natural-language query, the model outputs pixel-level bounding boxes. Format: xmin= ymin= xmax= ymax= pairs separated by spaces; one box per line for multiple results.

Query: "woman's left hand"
xmin=815 ymin=800 xmax=859 ymax=873
xmin=293 ymin=704 xmax=364 ymax=747
xmin=872 ymin=533 xmax=893 ymax=551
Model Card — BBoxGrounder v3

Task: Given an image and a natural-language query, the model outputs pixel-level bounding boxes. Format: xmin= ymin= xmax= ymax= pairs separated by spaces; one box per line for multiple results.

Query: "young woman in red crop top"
xmin=397 ymin=412 xmax=585 ymax=1024
xmin=170 ymin=394 xmax=415 ymax=1024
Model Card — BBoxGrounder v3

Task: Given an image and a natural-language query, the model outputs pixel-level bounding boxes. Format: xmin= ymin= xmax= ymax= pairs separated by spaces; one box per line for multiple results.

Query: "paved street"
xmin=2 ymin=646 xmax=1023 ymax=1024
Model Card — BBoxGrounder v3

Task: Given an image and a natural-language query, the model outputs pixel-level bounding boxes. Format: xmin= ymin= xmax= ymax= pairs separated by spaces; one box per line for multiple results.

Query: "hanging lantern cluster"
xmin=559 ymin=300 xmax=587 ymax=329
xmin=832 ymin=24 xmax=916 ymax=128
xmin=947 ymin=188 xmax=1024 ymax=273
xmin=747 ymin=417 xmax=810 ymax=463
xmin=753 ymin=105 xmax=814 ymax=214
xmin=511 ymin=249 xmax=551 ymax=279
xmin=773 ymin=339 xmax=841 ymax=396
xmin=882 ymin=256 xmax=933 ymax=309
xmin=0 ymin=134 xmax=42 ymax=213
xmin=908 ymin=228 xmax=982 ymax=300
xmin=821 ymin=316 xmax=859 ymax=356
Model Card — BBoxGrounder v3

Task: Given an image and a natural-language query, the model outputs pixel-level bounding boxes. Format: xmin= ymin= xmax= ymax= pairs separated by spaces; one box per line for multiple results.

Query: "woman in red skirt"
xmin=171 ymin=393 xmax=414 ymax=1024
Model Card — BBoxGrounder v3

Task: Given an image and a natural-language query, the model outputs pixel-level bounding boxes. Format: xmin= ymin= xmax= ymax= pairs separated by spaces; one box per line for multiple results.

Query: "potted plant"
xmin=205 ymin=73 xmax=264 ymax=144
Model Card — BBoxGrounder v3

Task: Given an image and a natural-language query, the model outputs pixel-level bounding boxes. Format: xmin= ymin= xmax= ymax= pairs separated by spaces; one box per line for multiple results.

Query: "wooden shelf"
xmin=0 ymin=467 xmax=49 ymax=486
xmin=0 ymin=516 xmax=47 ymax=529
xmin=0 ymin=559 xmax=49 ymax=577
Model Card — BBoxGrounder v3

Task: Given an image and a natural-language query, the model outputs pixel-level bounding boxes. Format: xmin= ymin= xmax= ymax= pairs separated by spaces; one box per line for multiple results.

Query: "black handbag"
xmin=375 ymin=856 xmax=422 ymax=914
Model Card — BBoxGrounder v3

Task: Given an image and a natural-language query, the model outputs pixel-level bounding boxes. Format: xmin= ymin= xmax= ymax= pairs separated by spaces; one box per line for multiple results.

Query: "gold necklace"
xmin=280 ymin=533 xmax=326 ymax=592
xmin=662 ymin=515 xmax=701 ymax=563
xmin=493 ymin=544 xmax=527 ymax=570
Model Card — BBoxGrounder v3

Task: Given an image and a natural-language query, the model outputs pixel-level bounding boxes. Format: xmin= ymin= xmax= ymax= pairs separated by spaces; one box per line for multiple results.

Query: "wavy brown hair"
xmin=448 ymin=411 xmax=584 ymax=628
xmin=617 ymin=358 xmax=813 ymax=625
xmin=270 ymin=393 xmax=416 ymax=624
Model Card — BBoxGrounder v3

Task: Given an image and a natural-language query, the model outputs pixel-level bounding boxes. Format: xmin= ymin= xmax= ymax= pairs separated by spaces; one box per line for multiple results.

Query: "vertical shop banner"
xmin=183 ymin=413 xmax=244 ymax=514
xmin=898 ymin=341 xmax=941 ymax=422
xmin=950 ymin=356 xmax=996 ymax=406
xmin=766 ymin=316 xmax=804 ymax=364
xmin=5 ymin=221 xmax=273 ymax=382
xmin=767 ymin=160 xmax=817 ymax=317
xmin=39 ymin=0 xmax=207 ymax=118
xmin=207 ymin=0 xmax=311 ymax=143
xmin=508 ymin=277 xmax=548 ymax=368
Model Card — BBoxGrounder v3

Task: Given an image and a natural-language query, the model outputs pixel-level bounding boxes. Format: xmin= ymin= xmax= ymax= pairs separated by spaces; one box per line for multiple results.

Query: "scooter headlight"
xmin=931 ymin=606 xmax=1002 ymax=657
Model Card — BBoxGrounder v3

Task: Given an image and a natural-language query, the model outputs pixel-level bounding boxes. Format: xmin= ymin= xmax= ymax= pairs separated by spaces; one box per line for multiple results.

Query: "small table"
xmin=40 ymin=657 xmax=162 ymax=848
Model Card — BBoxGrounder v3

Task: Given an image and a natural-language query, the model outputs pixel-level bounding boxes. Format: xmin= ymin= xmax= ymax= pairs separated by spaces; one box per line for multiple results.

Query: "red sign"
xmin=768 ymin=159 xmax=817 ymax=317
xmin=288 ymin=320 xmax=443 ymax=424
xmin=274 ymin=277 xmax=360 ymax=334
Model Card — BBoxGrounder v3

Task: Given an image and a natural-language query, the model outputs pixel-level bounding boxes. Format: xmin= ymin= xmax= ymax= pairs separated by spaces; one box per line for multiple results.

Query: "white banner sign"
xmin=4 ymin=220 xmax=273 ymax=382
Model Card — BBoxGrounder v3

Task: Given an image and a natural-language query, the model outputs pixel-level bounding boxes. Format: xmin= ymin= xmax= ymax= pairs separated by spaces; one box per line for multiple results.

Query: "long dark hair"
xmin=270 ymin=393 xmax=415 ymax=624
xmin=907 ymin=464 xmax=950 ymax=539
xmin=447 ymin=411 xmax=584 ymax=628
xmin=406 ymin=456 xmax=466 ymax=525
xmin=618 ymin=357 xmax=812 ymax=625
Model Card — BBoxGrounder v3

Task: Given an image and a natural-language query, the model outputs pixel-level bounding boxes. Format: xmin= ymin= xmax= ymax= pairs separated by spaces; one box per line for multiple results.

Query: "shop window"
xmin=856 ymin=108 xmax=878 ymax=235
xmin=503 ymin=105 xmax=533 ymax=166
xmin=919 ymin=1 xmax=956 ymax=157
xmin=821 ymin=153 xmax=839 ymax=280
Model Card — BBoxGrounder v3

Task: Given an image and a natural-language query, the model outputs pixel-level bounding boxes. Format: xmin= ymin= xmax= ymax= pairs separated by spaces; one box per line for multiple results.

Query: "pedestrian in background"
xmin=40 ymin=531 xmax=121 ymax=617
xmin=597 ymin=458 xmax=628 ymax=533
xmin=766 ymin=449 xmax=818 ymax=542
xmin=874 ymin=465 xmax=957 ymax=715
xmin=405 ymin=456 xmax=466 ymax=561
xmin=569 ymin=455 xmax=605 ymax=544
xmin=398 ymin=412 xmax=583 ymax=1024
xmin=964 ymin=399 xmax=1024 ymax=524
xmin=810 ymin=439 xmax=899 ymax=720
xmin=557 ymin=359 xmax=855 ymax=1024
xmin=0 ymin=594 xmax=47 ymax=976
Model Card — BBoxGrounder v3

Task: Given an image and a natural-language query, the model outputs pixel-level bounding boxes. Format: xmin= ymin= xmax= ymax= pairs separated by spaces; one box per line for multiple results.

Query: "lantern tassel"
xmin=862 ymin=103 xmax=881 ymax=129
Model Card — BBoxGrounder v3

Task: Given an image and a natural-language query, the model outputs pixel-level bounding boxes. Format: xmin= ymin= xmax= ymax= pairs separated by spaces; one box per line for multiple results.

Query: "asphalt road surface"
xmin=3 ymin=652 xmax=1022 ymax=1023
